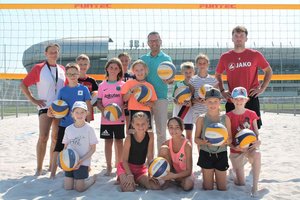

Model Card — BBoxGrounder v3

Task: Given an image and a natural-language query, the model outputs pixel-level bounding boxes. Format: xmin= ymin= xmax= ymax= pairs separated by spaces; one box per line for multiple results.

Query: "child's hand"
xmin=161 ymin=172 xmax=175 ymax=181
xmin=73 ymin=160 xmax=83 ymax=170
xmin=123 ymin=174 xmax=135 ymax=190
xmin=248 ymin=140 xmax=261 ymax=151
xmin=183 ymin=100 xmax=191 ymax=107
xmin=47 ymin=107 xmax=55 ymax=118
xmin=163 ymin=79 xmax=174 ymax=85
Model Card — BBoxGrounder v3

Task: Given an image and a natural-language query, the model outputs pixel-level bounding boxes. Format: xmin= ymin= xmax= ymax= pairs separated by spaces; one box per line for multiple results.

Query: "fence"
xmin=1 ymin=96 xmax=299 ymax=120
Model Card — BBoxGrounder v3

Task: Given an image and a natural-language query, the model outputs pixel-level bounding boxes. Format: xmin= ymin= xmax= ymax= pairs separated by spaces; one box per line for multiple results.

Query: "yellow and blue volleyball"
xmin=235 ymin=129 xmax=257 ymax=149
xmin=174 ymin=86 xmax=192 ymax=104
xmin=57 ymin=148 xmax=79 ymax=172
xmin=148 ymin=157 xmax=170 ymax=178
xmin=103 ymin=103 xmax=122 ymax=121
xmin=205 ymin=123 xmax=228 ymax=146
xmin=134 ymin=85 xmax=152 ymax=103
xmin=50 ymin=100 xmax=69 ymax=118
xmin=157 ymin=61 xmax=176 ymax=81
xmin=198 ymin=84 xmax=213 ymax=99
xmin=90 ymin=91 xmax=98 ymax=106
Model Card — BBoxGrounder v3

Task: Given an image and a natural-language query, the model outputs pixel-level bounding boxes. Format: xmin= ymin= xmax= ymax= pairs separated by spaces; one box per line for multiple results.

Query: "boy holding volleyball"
xmin=227 ymin=86 xmax=261 ymax=197
xmin=62 ymin=101 xmax=98 ymax=192
xmin=172 ymin=62 xmax=195 ymax=144
xmin=48 ymin=63 xmax=92 ymax=178
xmin=76 ymin=54 xmax=98 ymax=120
xmin=194 ymin=88 xmax=232 ymax=191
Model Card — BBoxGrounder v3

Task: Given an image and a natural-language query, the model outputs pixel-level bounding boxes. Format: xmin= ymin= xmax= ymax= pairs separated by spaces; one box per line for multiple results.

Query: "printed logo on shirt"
xmin=101 ymin=129 xmax=110 ymax=136
xmin=228 ymin=62 xmax=252 ymax=71
xmin=78 ymin=90 xmax=83 ymax=95
xmin=104 ymin=93 xmax=121 ymax=99
xmin=116 ymin=86 xmax=121 ymax=91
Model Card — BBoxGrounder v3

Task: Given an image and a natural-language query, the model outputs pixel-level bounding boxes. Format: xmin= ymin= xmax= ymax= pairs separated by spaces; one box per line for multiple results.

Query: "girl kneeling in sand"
xmin=158 ymin=117 xmax=194 ymax=191
xmin=116 ymin=112 xmax=160 ymax=192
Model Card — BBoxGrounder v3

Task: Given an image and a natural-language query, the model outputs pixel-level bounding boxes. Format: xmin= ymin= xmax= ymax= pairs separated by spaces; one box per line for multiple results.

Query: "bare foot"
xmin=35 ymin=169 xmax=46 ymax=176
xmin=104 ymin=167 xmax=112 ymax=176
xmin=251 ymin=186 xmax=258 ymax=197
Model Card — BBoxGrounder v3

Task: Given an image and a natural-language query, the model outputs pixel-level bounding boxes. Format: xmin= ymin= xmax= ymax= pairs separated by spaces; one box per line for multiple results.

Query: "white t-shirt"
xmin=62 ymin=122 xmax=98 ymax=166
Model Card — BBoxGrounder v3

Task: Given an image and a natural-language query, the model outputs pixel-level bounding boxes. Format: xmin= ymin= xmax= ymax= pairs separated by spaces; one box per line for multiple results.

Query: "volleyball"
xmin=50 ymin=100 xmax=69 ymax=118
xmin=198 ymin=84 xmax=213 ymax=99
xmin=148 ymin=157 xmax=170 ymax=178
xmin=235 ymin=129 xmax=257 ymax=149
xmin=174 ymin=86 xmax=192 ymax=104
xmin=57 ymin=148 xmax=79 ymax=172
xmin=157 ymin=61 xmax=176 ymax=81
xmin=205 ymin=123 xmax=228 ymax=146
xmin=103 ymin=103 xmax=122 ymax=121
xmin=90 ymin=91 xmax=98 ymax=106
xmin=134 ymin=85 xmax=152 ymax=103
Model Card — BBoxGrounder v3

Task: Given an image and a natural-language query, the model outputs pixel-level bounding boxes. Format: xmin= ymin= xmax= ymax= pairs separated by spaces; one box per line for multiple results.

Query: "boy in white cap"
xmin=226 ymin=86 xmax=261 ymax=197
xmin=62 ymin=101 xmax=98 ymax=192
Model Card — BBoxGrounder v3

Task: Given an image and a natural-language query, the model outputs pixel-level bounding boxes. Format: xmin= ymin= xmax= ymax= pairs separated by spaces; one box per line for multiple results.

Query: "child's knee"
xmin=182 ymin=180 xmax=194 ymax=191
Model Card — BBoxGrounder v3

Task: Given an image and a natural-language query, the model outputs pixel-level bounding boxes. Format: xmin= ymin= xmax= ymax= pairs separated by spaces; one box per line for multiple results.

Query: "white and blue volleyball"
xmin=235 ymin=129 xmax=257 ymax=149
xmin=50 ymin=100 xmax=69 ymax=118
xmin=205 ymin=123 xmax=228 ymax=146
xmin=157 ymin=61 xmax=176 ymax=81
xmin=103 ymin=103 xmax=122 ymax=121
xmin=148 ymin=157 xmax=170 ymax=178
xmin=198 ymin=84 xmax=213 ymax=99
xmin=134 ymin=85 xmax=152 ymax=103
xmin=57 ymin=148 xmax=79 ymax=171
xmin=174 ymin=86 xmax=192 ymax=104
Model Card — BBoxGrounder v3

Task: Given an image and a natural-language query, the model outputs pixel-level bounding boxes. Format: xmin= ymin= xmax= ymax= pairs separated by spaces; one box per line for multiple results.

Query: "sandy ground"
xmin=1 ymin=112 xmax=300 ymax=200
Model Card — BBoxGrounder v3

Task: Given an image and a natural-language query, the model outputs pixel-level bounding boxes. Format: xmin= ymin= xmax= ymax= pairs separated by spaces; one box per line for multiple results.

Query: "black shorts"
xmin=197 ymin=150 xmax=229 ymax=171
xmin=100 ymin=124 xmax=125 ymax=139
xmin=54 ymin=126 xmax=66 ymax=152
xmin=184 ymin=123 xmax=194 ymax=131
xmin=65 ymin=165 xmax=89 ymax=179
xmin=38 ymin=108 xmax=48 ymax=116
xmin=226 ymin=96 xmax=262 ymax=129
xmin=128 ymin=110 xmax=152 ymax=130
xmin=124 ymin=108 xmax=130 ymax=116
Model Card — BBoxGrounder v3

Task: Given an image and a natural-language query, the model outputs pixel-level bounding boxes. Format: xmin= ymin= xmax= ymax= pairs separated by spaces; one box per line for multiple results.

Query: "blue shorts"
xmin=65 ymin=165 xmax=89 ymax=180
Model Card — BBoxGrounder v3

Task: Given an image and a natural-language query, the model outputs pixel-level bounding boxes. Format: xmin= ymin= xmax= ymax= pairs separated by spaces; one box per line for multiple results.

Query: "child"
xmin=48 ymin=63 xmax=92 ymax=178
xmin=194 ymin=88 xmax=232 ymax=191
xmin=117 ymin=112 xmax=160 ymax=192
xmin=76 ymin=54 xmax=98 ymax=120
xmin=121 ymin=59 xmax=157 ymax=135
xmin=189 ymin=54 xmax=218 ymax=123
xmin=97 ymin=58 xmax=125 ymax=176
xmin=118 ymin=52 xmax=135 ymax=82
xmin=172 ymin=62 xmax=195 ymax=144
xmin=62 ymin=101 xmax=98 ymax=192
xmin=226 ymin=86 xmax=261 ymax=196
xmin=159 ymin=117 xmax=194 ymax=191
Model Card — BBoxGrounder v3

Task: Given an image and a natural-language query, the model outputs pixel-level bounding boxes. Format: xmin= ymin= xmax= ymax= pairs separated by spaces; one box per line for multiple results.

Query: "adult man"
xmin=140 ymin=32 xmax=173 ymax=151
xmin=215 ymin=26 xmax=273 ymax=129
xmin=20 ymin=43 xmax=66 ymax=175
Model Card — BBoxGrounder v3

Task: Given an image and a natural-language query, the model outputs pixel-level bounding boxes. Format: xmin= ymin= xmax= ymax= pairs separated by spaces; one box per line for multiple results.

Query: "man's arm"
xmin=249 ymin=66 xmax=273 ymax=97
xmin=215 ymin=72 xmax=231 ymax=99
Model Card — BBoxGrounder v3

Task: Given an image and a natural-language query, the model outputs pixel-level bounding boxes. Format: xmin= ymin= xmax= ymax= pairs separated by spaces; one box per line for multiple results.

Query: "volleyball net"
xmin=0 ymin=3 xmax=299 ymax=104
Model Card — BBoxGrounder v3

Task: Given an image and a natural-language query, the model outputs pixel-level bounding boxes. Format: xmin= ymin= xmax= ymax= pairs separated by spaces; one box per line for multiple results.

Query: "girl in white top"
xmin=189 ymin=54 xmax=218 ymax=123
xmin=62 ymin=101 xmax=98 ymax=192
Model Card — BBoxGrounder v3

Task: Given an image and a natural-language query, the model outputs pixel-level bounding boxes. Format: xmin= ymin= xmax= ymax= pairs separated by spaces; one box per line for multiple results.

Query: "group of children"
xmin=45 ymin=51 xmax=261 ymax=196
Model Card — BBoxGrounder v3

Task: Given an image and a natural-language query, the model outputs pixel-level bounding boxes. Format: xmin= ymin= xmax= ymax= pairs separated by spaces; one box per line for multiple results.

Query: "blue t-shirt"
xmin=58 ymin=84 xmax=91 ymax=127
xmin=140 ymin=51 xmax=172 ymax=99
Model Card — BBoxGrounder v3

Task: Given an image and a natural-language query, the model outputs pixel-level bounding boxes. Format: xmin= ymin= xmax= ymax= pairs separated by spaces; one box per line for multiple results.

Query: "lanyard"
xmin=46 ymin=61 xmax=58 ymax=94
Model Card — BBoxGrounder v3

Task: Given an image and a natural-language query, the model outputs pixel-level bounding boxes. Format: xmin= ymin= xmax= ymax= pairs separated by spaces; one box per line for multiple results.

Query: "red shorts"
xmin=117 ymin=162 xmax=148 ymax=182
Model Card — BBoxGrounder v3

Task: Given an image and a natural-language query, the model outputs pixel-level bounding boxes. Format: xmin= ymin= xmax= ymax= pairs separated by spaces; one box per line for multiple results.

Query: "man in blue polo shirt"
xmin=140 ymin=31 xmax=173 ymax=152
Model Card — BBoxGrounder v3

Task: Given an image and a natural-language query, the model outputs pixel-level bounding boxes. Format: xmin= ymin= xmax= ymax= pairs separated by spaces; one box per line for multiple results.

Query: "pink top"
xmin=98 ymin=80 xmax=125 ymax=125
xmin=169 ymin=139 xmax=188 ymax=173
